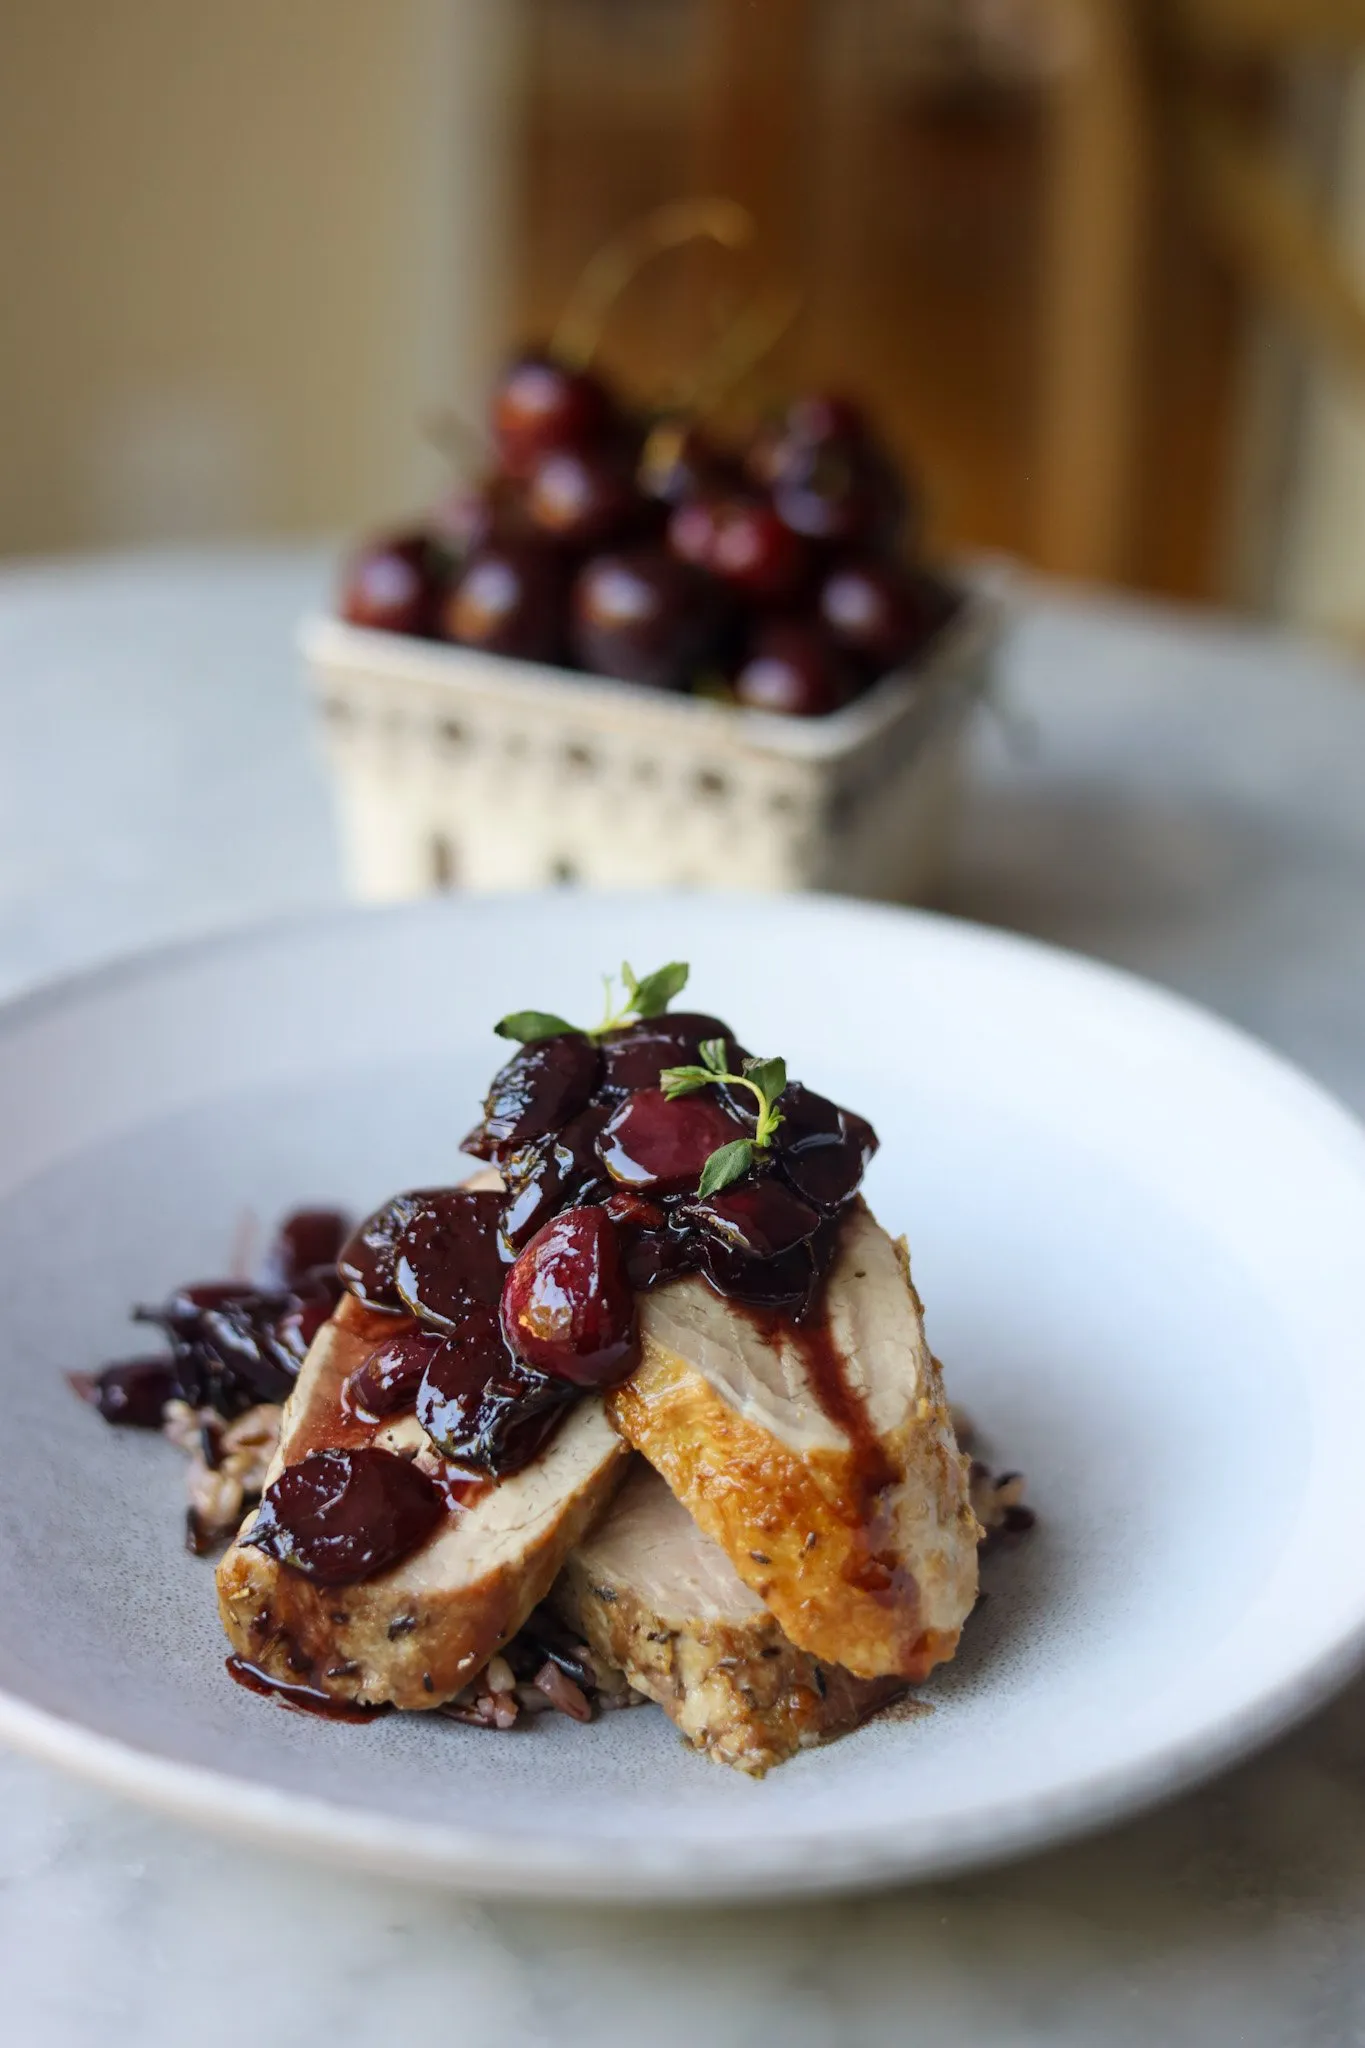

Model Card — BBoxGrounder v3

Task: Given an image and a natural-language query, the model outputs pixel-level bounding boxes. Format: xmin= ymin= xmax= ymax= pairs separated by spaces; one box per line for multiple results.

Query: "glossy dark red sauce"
xmin=225 ymin=1655 xmax=390 ymax=1721
xmin=730 ymin=1264 xmax=898 ymax=1512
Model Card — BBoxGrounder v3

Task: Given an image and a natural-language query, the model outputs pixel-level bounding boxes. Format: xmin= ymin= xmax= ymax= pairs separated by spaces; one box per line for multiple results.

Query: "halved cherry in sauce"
xmin=596 ymin=1088 xmax=745 ymax=1194
xmin=601 ymin=1190 xmax=666 ymax=1230
xmin=682 ymin=1177 xmax=821 ymax=1261
xmin=392 ymin=1188 xmax=507 ymax=1329
xmin=700 ymin=1235 xmax=819 ymax=1314
xmin=74 ymin=1358 xmax=177 ymax=1428
xmin=135 ymin=1282 xmax=317 ymax=1411
xmin=338 ymin=1190 xmax=441 ymax=1314
xmin=344 ymin=1330 xmax=448 ymax=1420
xmin=501 ymin=1206 xmax=636 ymax=1386
xmin=499 ymin=1104 xmax=611 ymax=1254
xmin=247 ymin=1447 xmax=443 ymax=1585
xmin=620 ymin=1227 xmax=700 ymax=1293
xmin=597 ymin=1013 xmax=741 ymax=1096
xmin=775 ymin=1084 xmax=879 ymax=1213
xmin=600 ymin=1190 xmax=692 ymax=1293
xmin=465 ymin=1032 xmax=603 ymax=1160
xmin=416 ymin=1303 xmax=571 ymax=1471
xmin=263 ymin=1209 xmax=351 ymax=1289
xmin=196 ymin=1292 xmax=318 ymax=1405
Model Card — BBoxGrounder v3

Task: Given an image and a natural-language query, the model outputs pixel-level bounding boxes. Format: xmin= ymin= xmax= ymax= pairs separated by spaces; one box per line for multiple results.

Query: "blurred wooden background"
xmin=5 ymin=0 xmax=1365 ymax=638
xmin=514 ymin=0 xmax=1239 ymax=601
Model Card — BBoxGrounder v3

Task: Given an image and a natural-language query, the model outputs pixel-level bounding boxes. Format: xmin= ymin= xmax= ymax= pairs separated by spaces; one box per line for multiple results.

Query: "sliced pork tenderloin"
xmin=608 ymin=1201 xmax=980 ymax=1681
xmin=557 ymin=1459 xmax=908 ymax=1774
xmin=216 ymin=1290 xmax=628 ymax=1710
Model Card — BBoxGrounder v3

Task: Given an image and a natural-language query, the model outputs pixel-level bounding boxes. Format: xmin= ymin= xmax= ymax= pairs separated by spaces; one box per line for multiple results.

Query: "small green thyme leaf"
xmin=494 ymin=1010 xmax=578 ymax=1044
xmin=699 ymin=1037 xmax=729 ymax=1074
xmin=495 ymin=961 xmax=692 ymax=1044
xmin=660 ymin=1042 xmax=788 ymax=1187
xmin=659 ymin=1065 xmax=711 ymax=1098
xmin=698 ymin=1139 xmax=755 ymax=1198
xmin=742 ymin=1054 xmax=787 ymax=1106
xmin=629 ymin=961 xmax=689 ymax=1018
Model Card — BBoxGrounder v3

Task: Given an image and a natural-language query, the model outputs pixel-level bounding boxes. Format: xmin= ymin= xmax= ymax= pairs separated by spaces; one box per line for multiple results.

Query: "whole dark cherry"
xmin=818 ymin=560 xmax=959 ymax=676
xmin=438 ymin=542 xmax=567 ymax=664
xmin=816 ymin=558 xmax=916 ymax=673
xmin=492 ymin=354 xmax=615 ymax=478
xmin=525 ymin=446 xmax=644 ymax=553
xmin=339 ymin=530 xmax=441 ymax=636
xmin=246 ymin=1447 xmax=443 ymax=1585
xmin=597 ymin=1088 xmax=746 ymax=1193
xmin=746 ymin=395 xmax=906 ymax=552
xmin=570 ymin=547 xmax=724 ymax=692
xmin=668 ymin=495 xmax=810 ymax=604
xmin=429 ymin=474 xmax=526 ymax=555
xmin=712 ymin=498 xmax=812 ymax=603
xmin=733 ymin=620 xmax=854 ymax=718
xmin=501 ymin=1207 xmax=636 ymax=1386
xmin=637 ymin=420 xmax=739 ymax=508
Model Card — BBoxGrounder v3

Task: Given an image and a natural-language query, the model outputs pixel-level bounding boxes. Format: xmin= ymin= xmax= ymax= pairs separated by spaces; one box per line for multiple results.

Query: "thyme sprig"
xmin=660 ymin=1039 xmax=787 ymax=1196
xmin=495 ymin=960 xmax=689 ymax=1045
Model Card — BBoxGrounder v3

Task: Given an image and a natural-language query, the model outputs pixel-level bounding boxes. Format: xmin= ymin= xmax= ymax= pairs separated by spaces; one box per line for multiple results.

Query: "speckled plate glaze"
xmin=3 ymin=893 xmax=1365 ymax=1903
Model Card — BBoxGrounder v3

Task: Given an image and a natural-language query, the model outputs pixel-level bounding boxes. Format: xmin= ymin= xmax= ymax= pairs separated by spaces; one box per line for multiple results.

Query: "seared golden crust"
xmin=557 ymin=1537 xmax=906 ymax=1777
xmin=608 ymin=1217 xmax=979 ymax=1682
xmin=607 ymin=1351 xmax=960 ymax=1681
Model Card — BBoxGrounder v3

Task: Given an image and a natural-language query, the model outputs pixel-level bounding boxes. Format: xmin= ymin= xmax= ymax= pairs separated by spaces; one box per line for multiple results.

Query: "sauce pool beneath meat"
xmin=225 ymin=1655 xmax=390 ymax=1721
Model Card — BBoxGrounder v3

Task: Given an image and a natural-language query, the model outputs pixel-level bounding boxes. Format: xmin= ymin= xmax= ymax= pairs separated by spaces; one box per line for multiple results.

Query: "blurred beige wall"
xmin=0 ymin=0 xmax=523 ymax=558
xmin=1279 ymin=65 xmax=1365 ymax=642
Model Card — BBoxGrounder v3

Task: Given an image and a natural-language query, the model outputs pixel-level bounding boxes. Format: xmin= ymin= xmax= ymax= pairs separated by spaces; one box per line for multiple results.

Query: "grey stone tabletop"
xmin=3 ymin=545 xmax=1365 ymax=2048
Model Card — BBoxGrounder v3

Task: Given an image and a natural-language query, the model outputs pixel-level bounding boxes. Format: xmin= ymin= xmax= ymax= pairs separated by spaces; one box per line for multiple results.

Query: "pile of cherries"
xmin=80 ymin=1004 xmax=876 ymax=1587
xmin=78 ymin=1209 xmax=351 ymax=1429
xmin=340 ymin=360 xmax=959 ymax=718
xmin=318 ymin=1008 xmax=874 ymax=1489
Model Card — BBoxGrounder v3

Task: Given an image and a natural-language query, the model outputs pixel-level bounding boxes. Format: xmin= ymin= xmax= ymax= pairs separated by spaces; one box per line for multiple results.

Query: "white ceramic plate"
xmin=3 ymin=893 xmax=1365 ymax=1903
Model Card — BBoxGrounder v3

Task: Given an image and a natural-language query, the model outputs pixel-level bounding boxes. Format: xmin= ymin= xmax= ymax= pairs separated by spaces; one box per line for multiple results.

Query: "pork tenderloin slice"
xmin=216 ymin=1290 xmax=628 ymax=1711
xmin=556 ymin=1460 xmax=906 ymax=1776
xmin=608 ymin=1201 xmax=980 ymax=1681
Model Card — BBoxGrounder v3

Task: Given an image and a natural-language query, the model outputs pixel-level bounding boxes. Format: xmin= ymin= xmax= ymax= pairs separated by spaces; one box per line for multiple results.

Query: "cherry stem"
xmin=661 ymin=282 xmax=803 ymax=421
xmin=591 ymin=978 xmax=644 ymax=1037
xmin=552 ymin=197 xmax=756 ymax=371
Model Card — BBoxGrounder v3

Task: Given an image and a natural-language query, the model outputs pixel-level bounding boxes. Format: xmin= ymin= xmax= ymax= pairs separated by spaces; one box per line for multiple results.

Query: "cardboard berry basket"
xmin=300 ymin=560 xmax=1007 ymax=902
